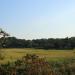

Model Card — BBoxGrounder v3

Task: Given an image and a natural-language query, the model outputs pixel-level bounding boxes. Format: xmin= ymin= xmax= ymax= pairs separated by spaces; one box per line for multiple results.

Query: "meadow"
xmin=0 ymin=48 xmax=75 ymax=64
xmin=0 ymin=48 xmax=75 ymax=75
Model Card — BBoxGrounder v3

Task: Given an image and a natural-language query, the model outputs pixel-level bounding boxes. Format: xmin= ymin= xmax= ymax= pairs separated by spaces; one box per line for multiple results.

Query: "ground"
xmin=0 ymin=48 xmax=75 ymax=64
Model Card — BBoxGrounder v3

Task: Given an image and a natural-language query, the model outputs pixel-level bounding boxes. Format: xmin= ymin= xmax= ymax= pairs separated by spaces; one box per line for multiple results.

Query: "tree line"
xmin=0 ymin=37 xmax=75 ymax=49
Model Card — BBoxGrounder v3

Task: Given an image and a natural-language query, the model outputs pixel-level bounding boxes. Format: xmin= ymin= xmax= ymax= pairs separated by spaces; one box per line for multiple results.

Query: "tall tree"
xmin=0 ymin=28 xmax=9 ymax=59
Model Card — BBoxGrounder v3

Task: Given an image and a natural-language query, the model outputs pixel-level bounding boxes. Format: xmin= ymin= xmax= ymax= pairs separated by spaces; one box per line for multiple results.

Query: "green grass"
xmin=0 ymin=48 xmax=75 ymax=64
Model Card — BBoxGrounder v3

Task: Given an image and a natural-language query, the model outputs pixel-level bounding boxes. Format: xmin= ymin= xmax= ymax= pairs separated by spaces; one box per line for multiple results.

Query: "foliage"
xmin=1 ymin=37 xmax=75 ymax=50
xmin=0 ymin=54 xmax=54 ymax=75
xmin=0 ymin=28 xmax=9 ymax=60
xmin=0 ymin=54 xmax=75 ymax=75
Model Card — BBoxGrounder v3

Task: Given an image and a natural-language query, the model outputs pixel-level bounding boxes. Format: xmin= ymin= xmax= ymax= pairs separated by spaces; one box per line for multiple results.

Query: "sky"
xmin=0 ymin=0 xmax=75 ymax=39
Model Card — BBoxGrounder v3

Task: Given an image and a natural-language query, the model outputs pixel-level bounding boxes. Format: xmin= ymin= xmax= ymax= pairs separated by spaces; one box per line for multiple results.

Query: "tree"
xmin=0 ymin=28 xmax=9 ymax=59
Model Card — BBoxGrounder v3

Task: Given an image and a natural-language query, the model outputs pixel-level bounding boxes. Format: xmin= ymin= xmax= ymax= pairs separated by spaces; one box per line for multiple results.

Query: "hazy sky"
xmin=0 ymin=0 xmax=75 ymax=39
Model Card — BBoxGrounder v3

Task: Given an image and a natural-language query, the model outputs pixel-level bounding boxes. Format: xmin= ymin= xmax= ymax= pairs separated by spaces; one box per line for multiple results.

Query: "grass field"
xmin=0 ymin=48 xmax=75 ymax=64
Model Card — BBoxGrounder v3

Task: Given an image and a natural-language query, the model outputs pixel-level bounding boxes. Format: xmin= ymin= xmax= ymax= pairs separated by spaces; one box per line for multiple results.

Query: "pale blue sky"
xmin=0 ymin=0 xmax=75 ymax=39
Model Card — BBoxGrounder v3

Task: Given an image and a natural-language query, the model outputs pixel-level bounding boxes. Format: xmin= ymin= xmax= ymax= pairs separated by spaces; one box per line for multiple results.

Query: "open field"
xmin=0 ymin=48 xmax=75 ymax=64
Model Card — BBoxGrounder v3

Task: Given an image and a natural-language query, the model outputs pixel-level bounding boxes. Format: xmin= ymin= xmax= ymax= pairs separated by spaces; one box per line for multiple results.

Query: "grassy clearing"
xmin=0 ymin=48 xmax=75 ymax=64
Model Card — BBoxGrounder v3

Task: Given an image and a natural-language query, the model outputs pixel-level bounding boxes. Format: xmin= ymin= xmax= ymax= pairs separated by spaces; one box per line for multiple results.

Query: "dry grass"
xmin=0 ymin=48 xmax=75 ymax=64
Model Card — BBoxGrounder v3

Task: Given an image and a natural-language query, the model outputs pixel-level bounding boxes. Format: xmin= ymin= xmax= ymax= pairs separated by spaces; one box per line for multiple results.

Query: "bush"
xmin=0 ymin=54 xmax=75 ymax=75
